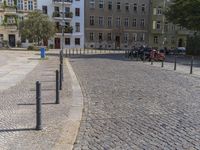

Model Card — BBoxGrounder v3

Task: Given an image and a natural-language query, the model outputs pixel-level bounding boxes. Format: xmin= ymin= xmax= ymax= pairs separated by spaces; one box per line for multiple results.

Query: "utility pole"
xmin=162 ymin=0 xmax=167 ymax=52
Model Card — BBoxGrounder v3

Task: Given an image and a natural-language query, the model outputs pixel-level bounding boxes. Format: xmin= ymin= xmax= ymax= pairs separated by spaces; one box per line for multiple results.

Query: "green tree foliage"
xmin=165 ymin=0 xmax=200 ymax=31
xmin=19 ymin=11 xmax=55 ymax=46
xmin=186 ymin=33 xmax=200 ymax=55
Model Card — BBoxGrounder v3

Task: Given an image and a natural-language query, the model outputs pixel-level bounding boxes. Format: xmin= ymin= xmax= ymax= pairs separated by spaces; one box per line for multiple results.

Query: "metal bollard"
xmin=143 ymin=52 xmax=145 ymax=63
xmin=190 ymin=56 xmax=194 ymax=74
xmin=60 ymin=64 xmax=63 ymax=90
xmin=151 ymin=59 xmax=153 ymax=65
xmin=137 ymin=51 xmax=139 ymax=61
xmin=60 ymin=50 xmax=63 ymax=65
xmin=161 ymin=60 xmax=164 ymax=67
xmin=36 ymin=81 xmax=42 ymax=130
xmin=56 ymin=70 xmax=60 ymax=104
xmin=174 ymin=56 xmax=177 ymax=70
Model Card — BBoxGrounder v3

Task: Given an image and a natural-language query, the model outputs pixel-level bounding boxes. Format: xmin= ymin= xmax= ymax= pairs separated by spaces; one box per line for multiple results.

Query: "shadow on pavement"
xmin=0 ymin=128 xmax=36 ymax=133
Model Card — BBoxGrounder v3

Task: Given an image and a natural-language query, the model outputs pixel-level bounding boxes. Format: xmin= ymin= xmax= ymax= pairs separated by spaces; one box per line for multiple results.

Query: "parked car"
xmin=150 ymin=49 xmax=165 ymax=61
xmin=176 ymin=47 xmax=186 ymax=55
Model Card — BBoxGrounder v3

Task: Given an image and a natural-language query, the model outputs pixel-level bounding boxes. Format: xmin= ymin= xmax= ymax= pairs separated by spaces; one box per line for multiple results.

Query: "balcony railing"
xmin=56 ymin=26 xmax=73 ymax=33
xmin=53 ymin=12 xmax=73 ymax=18
xmin=52 ymin=0 xmax=73 ymax=4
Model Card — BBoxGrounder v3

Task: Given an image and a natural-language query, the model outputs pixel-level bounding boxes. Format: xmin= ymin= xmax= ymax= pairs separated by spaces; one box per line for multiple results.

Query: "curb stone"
xmin=53 ymin=58 xmax=83 ymax=150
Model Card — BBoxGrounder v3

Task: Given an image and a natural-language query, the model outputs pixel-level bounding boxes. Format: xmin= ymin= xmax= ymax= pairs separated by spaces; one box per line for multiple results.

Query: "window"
xmin=125 ymin=3 xmax=129 ymax=11
xmin=140 ymin=19 xmax=145 ymax=28
xmin=156 ymin=21 xmax=161 ymax=29
xmin=99 ymin=0 xmax=104 ymax=8
xmin=75 ymin=8 xmax=80 ymax=16
xmin=99 ymin=33 xmax=103 ymax=41
xmin=65 ymin=38 xmax=70 ymax=45
xmin=90 ymin=33 xmax=94 ymax=41
xmin=17 ymin=0 xmax=23 ymax=10
xmin=124 ymin=33 xmax=129 ymax=43
xmin=75 ymin=22 xmax=80 ymax=32
xmin=157 ymin=7 xmax=162 ymax=15
xmin=90 ymin=16 xmax=95 ymax=25
xmin=75 ymin=38 xmax=80 ymax=45
xmin=108 ymin=1 xmax=112 ymax=10
xmin=132 ymin=19 xmax=137 ymax=27
xmin=28 ymin=0 xmax=33 ymax=10
xmin=107 ymin=33 xmax=111 ymax=41
xmin=117 ymin=2 xmax=120 ymax=10
xmin=141 ymin=33 xmax=145 ymax=41
xmin=99 ymin=17 xmax=104 ymax=26
xmin=108 ymin=17 xmax=112 ymax=27
xmin=154 ymin=36 xmax=158 ymax=43
xmin=124 ymin=18 xmax=129 ymax=27
xmin=89 ymin=0 xmax=95 ymax=9
xmin=133 ymin=33 xmax=137 ymax=41
xmin=141 ymin=4 xmax=145 ymax=12
xmin=133 ymin=3 xmax=137 ymax=12
xmin=116 ymin=17 xmax=120 ymax=27
xmin=8 ymin=0 xmax=13 ymax=6
xmin=42 ymin=6 xmax=47 ymax=14
xmin=164 ymin=22 xmax=168 ymax=32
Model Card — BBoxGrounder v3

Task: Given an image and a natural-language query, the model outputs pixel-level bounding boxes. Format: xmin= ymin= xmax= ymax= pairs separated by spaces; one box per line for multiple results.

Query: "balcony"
xmin=56 ymin=26 xmax=73 ymax=34
xmin=53 ymin=12 xmax=73 ymax=20
xmin=4 ymin=7 xmax=17 ymax=15
xmin=52 ymin=0 xmax=73 ymax=5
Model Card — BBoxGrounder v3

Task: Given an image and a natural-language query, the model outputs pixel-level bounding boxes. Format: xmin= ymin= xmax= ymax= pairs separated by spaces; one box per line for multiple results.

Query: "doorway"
xmin=9 ymin=34 xmax=15 ymax=47
xmin=178 ymin=38 xmax=183 ymax=47
xmin=115 ymin=36 xmax=120 ymax=49
xmin=55 ymin=38 xmax=61 ymax=49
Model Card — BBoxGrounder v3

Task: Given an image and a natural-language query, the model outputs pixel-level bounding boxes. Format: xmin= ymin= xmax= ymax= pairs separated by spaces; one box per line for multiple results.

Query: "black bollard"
xmin=151 ymin=59 xmax=153 ymax=65
xmin=174 ymin=56 xmax=177 ymax=70
xmin=143 ymin=52 xmax=145 ymax=63
xmin=137 ymin=51 xmax=139 ymax=61
xmin=36 ymin=81 xmax=42 ymax=130
xmin=161 ymin=60 xmax=164 ymax=67
xmin=60 ymin=64 xmax=63 ymax=90
xmin=56 ymin=70 xmax=60 ymax=104
xmin=190 ymin=56 xmax=194 ymax=74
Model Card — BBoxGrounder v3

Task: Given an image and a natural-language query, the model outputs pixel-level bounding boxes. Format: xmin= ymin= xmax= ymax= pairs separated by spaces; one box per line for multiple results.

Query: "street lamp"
xmin=61 ymin=0 xmax=65 ymax=55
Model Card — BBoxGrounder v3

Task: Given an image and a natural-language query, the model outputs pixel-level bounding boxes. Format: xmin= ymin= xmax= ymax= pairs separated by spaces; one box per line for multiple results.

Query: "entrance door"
xmin=178 ymin=39 xmax=183 ymax=47
xmin=9 ymin=34 xmax=15 ymax=47
xmin=115 ymin=36 xmax=120 ymax=49
xmin=55 ymin=38 xmax=60 ymax=49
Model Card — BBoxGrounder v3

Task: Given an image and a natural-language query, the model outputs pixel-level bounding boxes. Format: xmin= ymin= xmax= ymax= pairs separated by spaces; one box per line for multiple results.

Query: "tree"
xmin=19 ymin=11 xmax=56 ymax=46
xmin=165 ymin=0 xmax=200 ymax=31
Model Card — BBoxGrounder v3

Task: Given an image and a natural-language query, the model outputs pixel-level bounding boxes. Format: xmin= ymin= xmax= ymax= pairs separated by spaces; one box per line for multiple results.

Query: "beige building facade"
xmin=0 ymin=0 xmax=37 ymax=47
xmin=85 ymin=0 xmax=151 ymax=49
xmin=149 ymin=0 xmax=189 ymax=50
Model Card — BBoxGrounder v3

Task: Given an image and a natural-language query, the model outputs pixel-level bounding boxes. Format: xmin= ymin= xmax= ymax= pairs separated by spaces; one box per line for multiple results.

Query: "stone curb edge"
xmin=53 ymin=58 xmax=83 ymax=150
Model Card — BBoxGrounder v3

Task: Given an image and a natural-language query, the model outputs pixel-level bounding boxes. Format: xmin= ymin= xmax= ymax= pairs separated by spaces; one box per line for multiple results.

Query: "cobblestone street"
xmin=71 ymin=54 xmax=200 ymax=149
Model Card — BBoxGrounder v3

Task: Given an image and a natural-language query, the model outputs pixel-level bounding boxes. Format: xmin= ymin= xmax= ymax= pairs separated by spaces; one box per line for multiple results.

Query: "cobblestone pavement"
xmin=71 ymin=54 xmax=200 ymax=149
xmin=0 ymin=51 xmax=72 ymax=149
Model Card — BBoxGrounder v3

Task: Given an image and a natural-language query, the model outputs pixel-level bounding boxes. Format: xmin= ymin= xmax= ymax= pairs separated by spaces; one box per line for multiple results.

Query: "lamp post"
xmin=61 ymin=0 xmax=65 ymax=55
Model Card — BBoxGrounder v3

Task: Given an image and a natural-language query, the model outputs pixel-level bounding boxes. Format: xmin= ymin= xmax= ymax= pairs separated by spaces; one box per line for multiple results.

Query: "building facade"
xmin=0 ymin=0 xmax=37 ymax=47
xmin=149 ymin=0 xmax=189 ymax=50
xmin=38 ymin=0 xmax=84 ymax=49
xmin=84 ymin=0 xmax=150 ymax=49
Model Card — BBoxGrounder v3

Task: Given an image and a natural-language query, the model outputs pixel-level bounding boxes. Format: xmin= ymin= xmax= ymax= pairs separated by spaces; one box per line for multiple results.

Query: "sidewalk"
xmin=0 ymin=51 xmax=39 ymax=91
xmin=0 ymin=51 xmax=83 ymax=150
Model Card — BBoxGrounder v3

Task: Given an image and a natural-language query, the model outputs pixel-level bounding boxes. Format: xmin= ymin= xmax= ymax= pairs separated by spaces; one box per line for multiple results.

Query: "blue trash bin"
xmin=40 ymin=47 xmax=46 ymax=58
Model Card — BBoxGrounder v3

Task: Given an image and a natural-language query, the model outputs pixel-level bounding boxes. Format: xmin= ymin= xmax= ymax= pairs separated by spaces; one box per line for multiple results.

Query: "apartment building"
xmin=38 ymin=0 xmax=84 ymax=49
xmin=85 ymin=0 xmax=150 ymax=49
xmin=149 ymin=0 xmax=190 ymax=50
xmin=0 ymin=0 xmax=37 ymax=47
